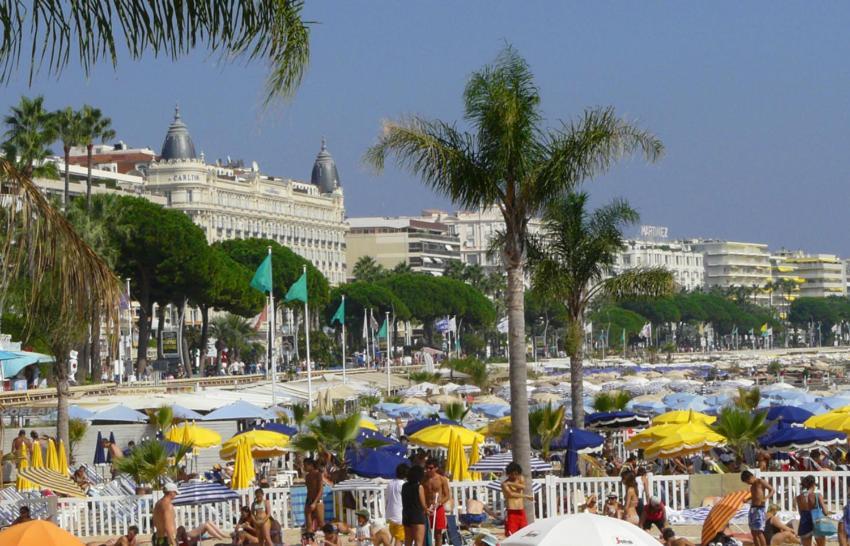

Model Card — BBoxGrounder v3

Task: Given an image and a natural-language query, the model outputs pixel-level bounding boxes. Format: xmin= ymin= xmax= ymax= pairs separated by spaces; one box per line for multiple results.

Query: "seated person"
xmin=582 ymin=494 xmax=599 ymax=514
xmin=321 ymin=523 xmax=342 ymax=546
xmin=233 ymin=506 xmax=258 ymax=545
xmin=11 ymin=506 xmax=32 ymax=525
xmin=175 ymin=522 xmax=229 ymax=546
xmin=459 ymin=493 xmax=488 ymax=526
xmin=765 ymin=505 xmax=799 ymax=546
xmin=85 ymin=525 xmax=139 ymax=546
xmin=603 ymin=493 xmax=622 ymax=518
xmin=211 ymin=463 xmax=224 ymax=484
xmin=353 ymin=510 xmax=393 ymax=546
xmin=73 ymin=467 xmax=91 ymax=491
xmin=662 ymin=528 xmax=694 ymax=546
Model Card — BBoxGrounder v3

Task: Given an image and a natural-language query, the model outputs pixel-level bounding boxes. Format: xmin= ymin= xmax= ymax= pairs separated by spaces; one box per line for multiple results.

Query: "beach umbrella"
xmin=16 ymin=443 xmax=34 ymax=491
xmin=584 ymin=411 xmax=650 ymax=430
xmin=0 ymin=520 xmax=84 ymax=546
xmin=166 ymin=423 xmax=222 ymax=448
xmin=409 ymin=423 xmax=484 ymax=448
xmin=170 ymin=404 xmax=204 ymax=421
xmin=550 ymin=428 xmax=604 ymax=452
xmin=477 ymin=416 xmax=512 ymax=437
xmin=469 ymin=437 xmax=481 ymax=481
xmin=19 ymin=467 xmax=86 ymax=497
xmin=220 ymin=429 xmax=289 ymax=460
xmin=159 ymin=440 xmax=185 ymax=456
xmin=355 ymin=427 xmax=396 ymax=446
xmin=759 ymin=422 xmax=846 ymax=452
xmin=346 ymin=446 xmax=409 ymax=479
xmin=93 ymin=431 xmax=106 ymax=465
xmin=203 ymin=400 xmax=276 ymax=421
xmin=230 ymin=439 xmax=255 ymax=490
xmin=92 ymin=405 xmax=148 ymax=423
xmin=455 ymin=385 xmax=481 ymax=396
xmin=358 ymin=416 xmax=378 ymax=431
xmin=804 ymin=407 xmax=850 ymax=433
xmin=652 ymin=409 xmax=716 ymax=426
xmin=0 ymin=350 xmax=53 ymax=379
xmin=817 ymin=395 xmax=850 ymax=410
xmin=471 ymin=403 xmax=511 ymax=418
xmin=31 ymin=440 xmax=44 ymax=469
xmin=501 ymin=513 xmax=659 ymax=546
xmin=626 ymin=400 xmax=668 ymax=415
xmin=766 ymin=390 xmax=816 ymax=404
xmin=173 ymin=481 xmax=240 ymax=506
xmin=643 ymin=422 xmax=726 ymax=459
xmin=470 ymin=451 xmax=552 ymax=473
xmin=701 ymin=490 xmax=751 ymax=546
xmin=446 ymin=430 xmax=471 ymax=481
xmin=766 ymin=406 xmax=814 ymax=424
xmin=248 ymin=422 xmax=297 ymax=437
xmin=404 ymin=417 xmax=457 ymax=437
xmin=45 ymin=439 xmax=58 ymax=472
xmin=57 ymin=440 xmax=69 ymax=476
xmin=68 ymin=405 xmax=95 ymax=420
xmin=799 ymin=402 xmax=831 ymax=415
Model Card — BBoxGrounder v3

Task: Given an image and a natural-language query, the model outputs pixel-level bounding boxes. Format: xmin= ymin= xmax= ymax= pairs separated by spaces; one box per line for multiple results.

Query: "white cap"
xmin=164 ymin=483 xmax=179 ymax=493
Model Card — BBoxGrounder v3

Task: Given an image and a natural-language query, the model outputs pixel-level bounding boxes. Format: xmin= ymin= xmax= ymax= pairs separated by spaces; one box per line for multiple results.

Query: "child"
xmin=501 ymin=462 xmax=532 ymax=536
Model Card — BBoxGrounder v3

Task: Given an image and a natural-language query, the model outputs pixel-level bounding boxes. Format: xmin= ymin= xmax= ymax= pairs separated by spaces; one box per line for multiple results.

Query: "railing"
xmin=758 ymin=471 xmax=850 ymax=513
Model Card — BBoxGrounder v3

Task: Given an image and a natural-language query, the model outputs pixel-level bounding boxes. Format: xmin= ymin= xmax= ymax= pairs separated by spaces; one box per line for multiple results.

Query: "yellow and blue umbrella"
xmin=409 ymin=424 xmax=484 ymax=448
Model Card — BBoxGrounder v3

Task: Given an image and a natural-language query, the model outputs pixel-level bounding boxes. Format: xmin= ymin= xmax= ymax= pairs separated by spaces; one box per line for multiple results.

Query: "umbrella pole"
xmin=431 ymin=492 xmax=439 ymax=546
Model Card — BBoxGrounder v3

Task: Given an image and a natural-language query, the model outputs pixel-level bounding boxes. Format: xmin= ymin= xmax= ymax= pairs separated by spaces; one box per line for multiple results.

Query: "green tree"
xmin=529 ymin=403 xmax=566 ymax=459
xmin=326 ymin=282 xmax=411 ymax=351
xmin=210 ymin=313 xmax=256 ymax=365
xmin=592 ymin=391 xmax=633 ymax=412
xmin=113 ymin=439 xmax=193 ymax=491
xmin=352 ymin=256 xmax=386 ymax=282
xmin=78 ymin=105 xmax=116 ymax=210
xmin=443 ymin=402 xmax=470 ymax=422
xmin=2 ymin=95 xmax=57 ymax=178
xmin=711 ymin=406 xmax=768 ymax=464
xmin=52 ymin=106 xmax=85 ymax=211
xmin=735 ymin=387 xmax=762 ymax=412
xmin=366 ymin=46 xmax=662 ymax=503
xmin=68 ymin=418 xmax=88 ymax=465
xmin=290 ymin=413 xmax=383 ymax=478
xmin=528 ymin=192 xmax=673 ymax=425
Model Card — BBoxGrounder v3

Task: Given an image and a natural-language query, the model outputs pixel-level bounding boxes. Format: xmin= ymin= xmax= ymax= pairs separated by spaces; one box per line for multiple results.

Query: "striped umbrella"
xmin=469 ymin=451 xmax=552 ymax=473
xmin=173 ymin=481 xmax=240 ymax=506
xmin=16 ymin=443 xmax=34 ymax=491
xmin=701 ymin=490 xmax=751 ymax=546
xmin=19 ymin=468 xmax=86 ymax=498
xmin=57 ymin=440 xmax=69 ymax=476
xmin=31 ymin=440 xmax=44 ymax=469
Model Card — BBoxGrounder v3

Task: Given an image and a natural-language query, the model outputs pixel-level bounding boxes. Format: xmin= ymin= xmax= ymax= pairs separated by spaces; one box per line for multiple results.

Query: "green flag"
xmin=250 ymin=255 xmax=273 ymax=294
xmin=285 ymin=271 xmax=308 ymax=303
xmin=378 ymin=318 xmax=387 ymax=338
xmin=331 ymin=299 xmax=345 ymax=325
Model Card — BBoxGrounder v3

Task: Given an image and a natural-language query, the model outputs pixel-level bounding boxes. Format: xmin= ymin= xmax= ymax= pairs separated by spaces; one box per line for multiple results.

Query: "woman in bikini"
xmin=797 ymin=475 xmax=827 ymax=546
xmin=621 ymin=471 xmax=640 ymax=525
xmin=252 ymin=488 xmax=275 ymax=546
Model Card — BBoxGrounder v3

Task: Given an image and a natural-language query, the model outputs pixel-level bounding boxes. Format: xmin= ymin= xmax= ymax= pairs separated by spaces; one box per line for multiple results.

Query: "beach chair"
xmin=445 ymin=514 xmax=470 ymax=546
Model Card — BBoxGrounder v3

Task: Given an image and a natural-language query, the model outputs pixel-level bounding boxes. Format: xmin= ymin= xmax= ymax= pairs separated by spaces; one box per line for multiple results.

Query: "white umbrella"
xmin=502 ymin=513 xmax=660 ymax=546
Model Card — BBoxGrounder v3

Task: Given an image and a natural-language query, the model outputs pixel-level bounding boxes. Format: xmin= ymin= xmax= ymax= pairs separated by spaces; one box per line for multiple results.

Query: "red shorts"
xmin=505 ymin=509 xmax=528 ymax=536
xmin=432 ymin=505 xmax=447 ymax=531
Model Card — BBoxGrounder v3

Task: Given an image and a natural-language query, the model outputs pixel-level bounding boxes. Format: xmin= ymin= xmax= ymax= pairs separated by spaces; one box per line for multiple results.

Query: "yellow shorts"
xmin=389 ymin=522 xmax=405 ymax=542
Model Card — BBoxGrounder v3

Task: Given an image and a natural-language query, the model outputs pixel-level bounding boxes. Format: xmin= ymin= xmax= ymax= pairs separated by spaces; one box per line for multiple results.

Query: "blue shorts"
xmin=460 ymin=513 xmax=488 ymax=526
xmin=749 ymin=506 xmax=766 ymax=532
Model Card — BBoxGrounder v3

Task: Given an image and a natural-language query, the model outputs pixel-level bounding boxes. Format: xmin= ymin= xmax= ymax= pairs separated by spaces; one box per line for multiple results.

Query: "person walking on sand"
xmin=742 ymin=470 xmax=775 ymax=546
xmin=153 ymin=483 xmax=178 ymax=546
xmin=501 ymin=462 xmax=532 ymax=537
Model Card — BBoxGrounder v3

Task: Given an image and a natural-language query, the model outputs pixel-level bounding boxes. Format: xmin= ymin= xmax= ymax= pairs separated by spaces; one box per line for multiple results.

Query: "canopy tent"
xmin=203 ymin=400 xmax=276 ymax=421
xmin=759 ymin=422 xmax=846 ymax=452
xmin=409 ymin=423 xmax=485 ymax=448
xmin=469 ymin=451 xmax=552 ymax=473
xmin=91 ymin=405 xmax=148 ymax=423
xmin=584 ymin=411 xmax=650 ymax=430
xmin=173 ymin=481 xmax=241 ymax=506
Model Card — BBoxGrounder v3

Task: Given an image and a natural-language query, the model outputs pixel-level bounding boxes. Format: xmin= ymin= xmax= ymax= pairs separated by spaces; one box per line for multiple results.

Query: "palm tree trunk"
xmin=567 ymin=316 xmax=586 ymax=427
xmin=505 ymin=258 xmax=533 ymax=521
xmin=86 ymin=144 xmax=93 ymax=211
xmin=156 ymin=304 xmax=165 ymax=360
xmin=63 ymin=145 xmax=71 ymax=211
xmin=200 ymin=305 xmax=209 ymax=378
xmin=136 ymin=301 xmax=152 ymax=376
xmin=54 ymin=344 xmax=71 ymax=452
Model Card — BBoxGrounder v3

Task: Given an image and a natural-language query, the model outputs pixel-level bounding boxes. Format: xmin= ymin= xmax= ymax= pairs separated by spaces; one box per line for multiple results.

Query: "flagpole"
xmin=303 ymin=265 xmax=313 ymax=412
xmin=341 ymin=295 xmax=347 ymax=383
xmin=363 ymin=307 xmax=369 ymax=368
xmin=267 ymin=247 xmax=277 ymax=407
xmin=385 ymin=311 xmax=391 ymax=395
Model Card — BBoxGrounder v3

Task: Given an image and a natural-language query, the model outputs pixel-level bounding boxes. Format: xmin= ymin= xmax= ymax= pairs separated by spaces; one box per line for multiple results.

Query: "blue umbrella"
xmin=203 ymin=400 xmax=276 ymax=421
xmin=471 ymin=403 xmax=511 ymax=419
xmin=346 ymin=446 xmax=409 ymax=479
xmin=403 ymin=417 xmax=457 ymax=437
xmin=584 ymin=411 xmax=650 ymax=430
xmin=160 ymin=440 xmax=186 ymax=456
xmin=69 ymin=405 xmax=95 ymax=420
xmin=255 ymin=422 xmax=298 ymax=437
xmin=469 ymin=451 xmax=552 ymax=473
xmin=550 ymin=427 xmax=604 ymax=451
xmin=172 ymin=481 xmax=240 ymax=506
xmin=759 ymin=422 xmax=846 ymax=452
xmin=704 ymin=393 xmax=734 ymax=407
xmin=356 ymin=428 xmax=397 ymax=446
xmin=627 ymin=400 xmax=668 ymax=414
xmin=93 ymin=431 xmax=106 ymax=464
xmin=0 ymin=350 xmax=53 ymax=378
xmin=93 ymin=405 xmax=149 ymax=423
xmin=766 ymin=406 xmax=814 ymax=424
xmin=170 ymin=404 xmax=204 ymax=421
xmin=767 ymin=390 xmax=816 ymax=404
xmin=818 ymin=396 xmax=850 ymax=410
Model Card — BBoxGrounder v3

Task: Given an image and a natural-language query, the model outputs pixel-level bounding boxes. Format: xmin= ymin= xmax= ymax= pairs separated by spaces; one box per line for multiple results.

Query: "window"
xmin=186 ymin=190 xmax=193 ymax=203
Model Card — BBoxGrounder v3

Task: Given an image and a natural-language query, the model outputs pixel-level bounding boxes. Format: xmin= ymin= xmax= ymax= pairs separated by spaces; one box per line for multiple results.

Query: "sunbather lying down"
xmin=86 ymin=525 xmax=138 ymax=546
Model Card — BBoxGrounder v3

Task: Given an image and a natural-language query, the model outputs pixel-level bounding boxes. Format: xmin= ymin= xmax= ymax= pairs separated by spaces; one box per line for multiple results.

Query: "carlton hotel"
xmin=66 ymin=108 xmax=348 ymax=285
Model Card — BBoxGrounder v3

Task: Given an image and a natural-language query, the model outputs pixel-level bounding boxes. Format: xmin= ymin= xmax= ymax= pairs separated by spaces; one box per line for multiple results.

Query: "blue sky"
xmin=3 ymin=2 xmax=850 ymax=254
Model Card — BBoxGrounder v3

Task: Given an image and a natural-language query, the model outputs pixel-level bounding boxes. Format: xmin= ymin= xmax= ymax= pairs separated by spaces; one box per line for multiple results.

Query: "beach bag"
xmin=812 ymin=496 xmax=837 ymax=537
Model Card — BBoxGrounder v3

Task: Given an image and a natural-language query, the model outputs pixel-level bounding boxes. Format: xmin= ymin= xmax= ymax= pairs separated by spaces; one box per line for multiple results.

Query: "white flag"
xmin=640 ymin=322 xmax=652 ymax=339
xmin=497 ymin=317 xmax=509 ymax=334
xmin=584 ymin=322 xmax=593 ymax=334
xmin=362 ymin=308 xmax=368 ymax=339
xmin=448 ymin=316 xmax=457 ymax=333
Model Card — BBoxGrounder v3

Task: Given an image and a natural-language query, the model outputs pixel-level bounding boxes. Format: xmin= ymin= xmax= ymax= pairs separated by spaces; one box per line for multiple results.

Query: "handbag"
xmin=812 ymin=495 xmax=837 ymax=537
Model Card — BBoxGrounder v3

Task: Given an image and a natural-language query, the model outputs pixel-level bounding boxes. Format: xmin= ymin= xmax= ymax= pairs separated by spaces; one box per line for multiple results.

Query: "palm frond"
xmin=589 ymin=267 xmax=676 ymax=304
xmin=0 ymin=1 xmax=310 ymax=103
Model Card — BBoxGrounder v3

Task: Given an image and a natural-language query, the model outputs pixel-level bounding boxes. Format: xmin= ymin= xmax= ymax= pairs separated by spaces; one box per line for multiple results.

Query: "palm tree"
xmin=711 ymin=406 xmax=768 ymax=464
xmin=2 ymin=95 xmax=57 ymax=178
xmin=735 ymin=387 xmax=761 ymax=412
xmin=0 ymin=3 xmax=309 ymax=105
xmin=529 ymin=403 xmax=565 ymax=459
xmin=365 ymin=47 xmax=662 ymax=504
xmin=114 ymin=439 xmax=193 ymax=492
xmin=67 ymin=418 xmax=88 ymax=465
xmin=352 ymin=256 xmax=386 ymax=282
xmin=78 ymin=106 xmax=116 ymax=210
xmin=592 ymin=391 xmax=633 ymax=413
xmin=53 ymin=107 xmax=85 ymax=211
xmin=443 ymin=402 xmax=470 ymax=422
xmin=527 ymin=192 xmax=674 ymax=426
xmin=290 ymin=413 xmax=363 ymax=476
xmin=210 ymin=313 xmax=255 ymax=363
xmin=359 ymin=394 xmax=381 ymax=413
xmin=149 ymin=406 xmax=174 ymax=432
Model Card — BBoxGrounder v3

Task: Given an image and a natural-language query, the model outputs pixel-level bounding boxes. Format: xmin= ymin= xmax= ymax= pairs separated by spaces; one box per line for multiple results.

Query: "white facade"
xmin=772 ymin=251 xmax=846 ymax=298
xmin=688 ymin=239 xmax=772 ymax=303
xmin=613 ymin=239 xmax=704 ymax=291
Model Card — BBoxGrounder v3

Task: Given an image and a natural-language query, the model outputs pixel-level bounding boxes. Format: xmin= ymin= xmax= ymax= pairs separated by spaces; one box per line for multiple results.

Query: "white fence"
xmin=6 ymin=472 xmax=850 ymax=538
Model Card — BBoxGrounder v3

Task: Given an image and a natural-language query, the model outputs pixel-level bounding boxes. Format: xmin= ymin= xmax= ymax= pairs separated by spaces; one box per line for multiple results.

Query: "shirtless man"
xmin=304 ymin=458 xmax=325 ymax=532
xmin=501 ymin=462 xmax=532 ymax=537
xmin=153 ymin=483 xmax=179 ymax=546
xmin=662 ymin=528 xmax=694 ymax=546
xmin=424 ymin=459 xmax=452 ymax=546
xmin=742 ymin=470 xmax=775 ymax=546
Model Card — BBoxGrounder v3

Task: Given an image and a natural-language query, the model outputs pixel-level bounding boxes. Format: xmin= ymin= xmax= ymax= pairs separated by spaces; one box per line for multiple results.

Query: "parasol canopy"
xmin=652 ymin=409 xmax=716 ymax=426
xmin=220 ymin=429 xmax=289 ymax=460
xmin=469 ymin=451 xmax=552 ymax=473
xmin=18 ymin=467 xmax=86 ymax=498
xmin=409 ymin=423 xmax=484 ymax=448
xmin=501 ymin=513 xmax=660 ymax=546
xmin=701 ymin=490 xmax=751 ymax=546
xmin=643 ymin=422 xmax=726 ymax=459
xmin=0 ymin=520 xmax=84 ymax=546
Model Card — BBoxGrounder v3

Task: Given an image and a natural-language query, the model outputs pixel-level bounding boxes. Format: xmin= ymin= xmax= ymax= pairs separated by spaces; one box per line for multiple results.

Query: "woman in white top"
xmin=385 ymin=464 xmax=409 ymax=546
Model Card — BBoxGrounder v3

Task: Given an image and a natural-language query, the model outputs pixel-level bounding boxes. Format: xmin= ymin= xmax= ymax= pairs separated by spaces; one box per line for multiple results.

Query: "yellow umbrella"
xmin=409 ymin=424 xmax=484 ymax=448
xmin=0 ymin=519 xmax=85 ymax=546
xmin=231 ymin=439 xmax=255 ymax=490
xmin=166 ymin=423 xmax=222 ymax=448
xmin=468 ymin=436 xmax=481 ymax=481
xmin=446 ymin=430 xmax=471 ymax=481
xmin=57 ymin=440 xmax=69 ymax=476
xmin=804 ymin=405 xmax=850 ymax=431
xmin=31 ymin=440 xmax=44 ymax=469
xmin=652 ymin=409 xmax=716 ymax=426
xmin=219 ymin=430 xmax=289 ymax=460
xmin=45 ymin=439 xmax=58 ymax=472
xmin=477 ymin=416 xmax=511 ymax=437
xmin=359 ymin=418 xmax=379 ymax=431
xmin=16 ymin=443 xmax=34 ymax=492
xmin=643 ymin=422 xmax=726 ymax=459
xmin=625 ymin=423 xmax=685 ymax=450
